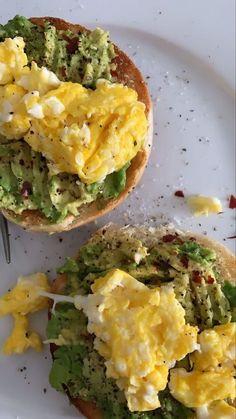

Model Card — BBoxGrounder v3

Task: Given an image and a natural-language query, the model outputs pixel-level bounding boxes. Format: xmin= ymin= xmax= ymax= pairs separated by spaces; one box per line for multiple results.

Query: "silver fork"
xmin=0 ymin=214 xmax=11 ymax=264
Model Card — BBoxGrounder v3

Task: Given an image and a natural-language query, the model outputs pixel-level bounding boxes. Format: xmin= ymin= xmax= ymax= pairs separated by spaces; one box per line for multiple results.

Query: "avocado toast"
xmin=0 ymin=16 xmax=152 ymax=232
xmin=47 ymin=224 xmax=236 ymax=418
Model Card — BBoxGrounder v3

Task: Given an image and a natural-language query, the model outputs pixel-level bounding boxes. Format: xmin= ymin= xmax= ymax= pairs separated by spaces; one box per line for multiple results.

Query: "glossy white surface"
xmin=0 ymin=1 xmax=235 ymax=418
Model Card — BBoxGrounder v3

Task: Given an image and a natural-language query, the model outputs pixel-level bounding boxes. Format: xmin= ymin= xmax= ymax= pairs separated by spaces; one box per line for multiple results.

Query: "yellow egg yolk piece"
xmin=196 ymin=401 xmax=236 ymax=419
xmin=0 ymin=84 xmax=30 ymax=139
xmin=0 ymin=273 xmax=50 ymax=316
xmin=169 ymin=368 xmax=235 ymax=408
xmin=192 ymin=322 xmax=236 ymax=375
xmin=187 ymin=195 xmax=222 ymax=216
xmin=73 ymin=269 xmax=198 ymax=412
xmin=24 ymin=80 xmax=148 ymax=183
xmin=169 ymin=322 xmax=236 ymax=412
xmin=2 ymin=313 xmax=42 ymax=355
xmin=0 ymin=273 xmax=50 ymax=355
xmin=0 ymin=37 xmax=27 ymax=85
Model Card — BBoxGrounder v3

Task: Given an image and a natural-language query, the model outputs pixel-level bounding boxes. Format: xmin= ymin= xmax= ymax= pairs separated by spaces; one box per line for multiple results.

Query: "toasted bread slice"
xmin=2 ymin=17 xmax=153 ymax=233
xmin=50 ymin=224 xmax=235 ymax=418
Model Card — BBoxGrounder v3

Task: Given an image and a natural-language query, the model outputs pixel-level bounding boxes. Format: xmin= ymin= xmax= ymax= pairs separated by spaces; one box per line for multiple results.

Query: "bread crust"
xmin=2 ymin=17 xmax=153 ymax=233
xmin=50 ymin=224 xmax=235 ymax=417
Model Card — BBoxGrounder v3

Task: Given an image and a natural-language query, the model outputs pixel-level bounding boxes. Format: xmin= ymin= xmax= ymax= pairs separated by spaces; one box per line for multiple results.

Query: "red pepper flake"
xmin=67 ymin=37 xmax=79 ymax=54
xmin=192 ymin=271 xmax=202 ymax=284
xmin=227 ymin=235 xmax=236 ymax=239
xmin=162 ymin=234 xmax=184 ymax=244
xmin=207 ymin=275 xmax=214 ymax=284
xmin=229 ymin=194 xmax=236 ymax=209
xmin=111 ymin=69 xmax=118 ymax=78
xmin=162 ymin=234 xmax=177 ymax=243
xmin=60 ymin=66 xmax=67 ymax=78
xmin=21 ymin=181 xmax=32 ymax=199
xmin=174 ymin=190 xmax=185 ymax=198
xmin=62 ymin=34 xmax=80 ymax=54
xmin=180 ymin=256 xmax=189 ymax=268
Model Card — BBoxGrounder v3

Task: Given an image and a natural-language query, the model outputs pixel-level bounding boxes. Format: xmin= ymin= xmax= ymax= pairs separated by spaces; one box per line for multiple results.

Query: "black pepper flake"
xmin=43 ymin=388 xmax=47 ymax=394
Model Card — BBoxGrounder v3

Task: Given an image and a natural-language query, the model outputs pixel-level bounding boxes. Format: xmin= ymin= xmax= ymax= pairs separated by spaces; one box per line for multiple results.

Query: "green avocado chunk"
xmin=223 ymin=281 xmax=236 ymax=321
xmin=70 ymin=27 xmax=116 ymax=87
xmin=177 ymin=240 xmax=216 ymax=265
xmin=0 ymin=15 xmax=116 ymax=87
xmin=0 ymin=140 xmax=129 ymax=221
xmin=0 ymin=15 xmax=45 ymax=64
xmin=0 ymin=140 xmax=129 ymax=222
xmin=223 ymin=281 xmax=236 ymax=307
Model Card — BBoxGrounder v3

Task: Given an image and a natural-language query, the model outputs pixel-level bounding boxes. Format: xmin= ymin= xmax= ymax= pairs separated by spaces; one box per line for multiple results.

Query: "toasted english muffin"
xmin=49 ymin=224 xmax=235 ymax=418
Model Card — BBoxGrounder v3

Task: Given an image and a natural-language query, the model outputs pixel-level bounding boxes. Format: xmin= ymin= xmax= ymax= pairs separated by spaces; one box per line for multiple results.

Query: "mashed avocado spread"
xmin=0 ymin=16 xmax=129 ymax=223
xmin=47 ymin=229 xmax=235 ymax=418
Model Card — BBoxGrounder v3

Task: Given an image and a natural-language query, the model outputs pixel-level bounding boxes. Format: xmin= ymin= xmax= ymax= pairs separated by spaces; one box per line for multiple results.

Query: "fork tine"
xmin=0 ymin=214 xmax=11 ymax=264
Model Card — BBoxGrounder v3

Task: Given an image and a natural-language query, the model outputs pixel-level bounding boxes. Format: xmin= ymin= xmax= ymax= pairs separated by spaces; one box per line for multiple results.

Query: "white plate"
xmin=0 ymin=1 xmax=235 ymax=418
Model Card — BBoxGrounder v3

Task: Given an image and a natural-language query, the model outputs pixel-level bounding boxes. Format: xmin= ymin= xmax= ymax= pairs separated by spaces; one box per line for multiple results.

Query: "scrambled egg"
xmin=0 ymin=37 xmax=27 ymax=84
xmin=16 ymin=61 xmax=61 ymax=95
xmin=73 ymin=269 xmax=198 ymax=412
xmin=0 ymin=273 xmax=50 ymax=355
xmin=25 ymin=80 xmax=147 ymax=183
xmin=187 ymin=195 xmax=222 ymax=216
xmin=3 ymin=313 xmax=42 ymax=355
xmin=169 ymin=369 xmax=235 ymax=408
xmin=0 ymin=37 xmax=147 ymax=184
xmin=169 ymin=322 xmax=236 ymax=415
xmin=196 ymin=401 xmax=236 ymax=419
xmin=0 ymin=84 xmax=30 ymax=139
xmin=192 ymin=323 xmax=236 ymax=374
